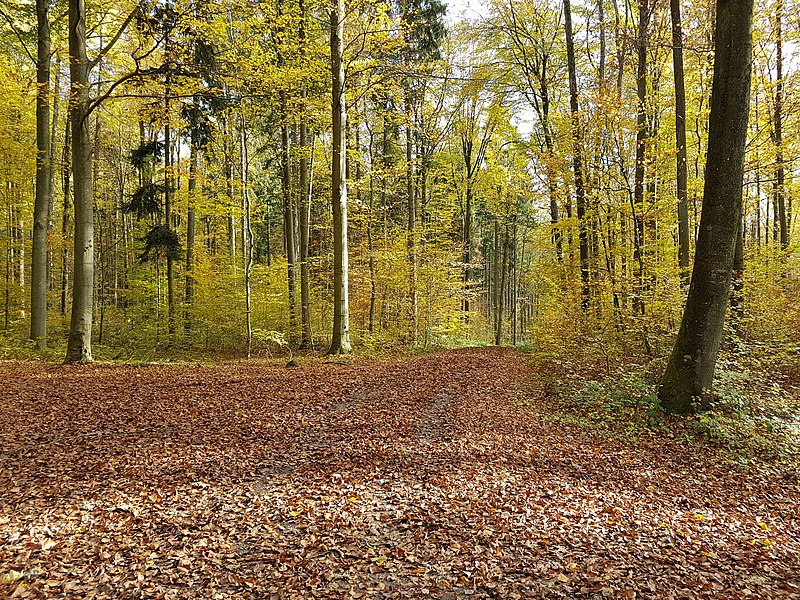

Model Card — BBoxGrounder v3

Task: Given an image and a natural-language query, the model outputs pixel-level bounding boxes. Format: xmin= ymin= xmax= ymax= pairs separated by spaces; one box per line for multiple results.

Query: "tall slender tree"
xmin=31 ymin=0 xmax=51 ymax=348
xmin=670 ymin=0 xmax=690 ymax=283
xmin=632 ymin=0 xmax=650 ymax=316
xmin=329 ymin=0 xmax=352 ymax=354
xmin=65 ymin=0 xmax=94 ymax=363
xmin=563 ymin=0 xmax=590 ymax=309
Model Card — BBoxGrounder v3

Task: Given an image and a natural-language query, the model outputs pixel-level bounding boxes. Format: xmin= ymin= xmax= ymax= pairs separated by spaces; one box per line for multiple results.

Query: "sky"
xmin=444 ymin=0 xmax=484 ymax=24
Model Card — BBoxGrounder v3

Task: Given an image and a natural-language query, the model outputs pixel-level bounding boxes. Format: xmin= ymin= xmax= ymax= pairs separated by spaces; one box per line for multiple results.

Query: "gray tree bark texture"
xmin=32 ymin=0 xmax=51 ymax=348
xmin=298 ymin=0 xmax=314 ymax=350
xmin=185 ymin=136 xmax=197 ymax=333
xmin=328 ymin=0 xmax=352 ymax=354
xmin=633 ymin=0 xmax=649 ymax=317
xmin=658 ymin=0 xmax=754 ymax=413
xmin=670 ymin=0 xmax=691 ymax=283
xmin=65 ymin=0 xmax=94 ymax=363
xmin=563 ymin=0 xmax=590 ymax=311
xmin=281 ymin=96 xmax=298 ymax=334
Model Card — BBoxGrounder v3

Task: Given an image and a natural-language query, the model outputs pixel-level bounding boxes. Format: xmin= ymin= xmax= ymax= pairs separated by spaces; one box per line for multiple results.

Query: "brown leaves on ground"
xmin=0 ymin=347 xmax=798 ymax=598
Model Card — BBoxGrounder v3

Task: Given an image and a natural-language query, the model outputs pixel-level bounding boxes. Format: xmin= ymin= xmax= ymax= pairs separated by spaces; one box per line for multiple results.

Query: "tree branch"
xmin=0 ymin=7 xmax=35 ymax=64
xmin=89 ymin=6 xmax=140 ymax=70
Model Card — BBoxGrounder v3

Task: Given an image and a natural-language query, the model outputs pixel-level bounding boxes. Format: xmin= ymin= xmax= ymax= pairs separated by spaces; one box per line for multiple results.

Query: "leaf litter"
xmin=0 ymin=347 xmax=798 ymax=598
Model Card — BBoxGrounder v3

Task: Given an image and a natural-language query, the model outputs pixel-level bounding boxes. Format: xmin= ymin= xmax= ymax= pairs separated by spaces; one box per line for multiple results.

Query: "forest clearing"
xmin=1 ymin=348 xmax=799 ymax=598
xmin=3 ymin=0 xmax=800 ymax=595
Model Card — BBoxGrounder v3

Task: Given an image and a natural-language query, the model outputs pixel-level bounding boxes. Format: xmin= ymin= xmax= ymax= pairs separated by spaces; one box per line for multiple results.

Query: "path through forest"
xmin=1 ymin=348 xmax=798 ymax=598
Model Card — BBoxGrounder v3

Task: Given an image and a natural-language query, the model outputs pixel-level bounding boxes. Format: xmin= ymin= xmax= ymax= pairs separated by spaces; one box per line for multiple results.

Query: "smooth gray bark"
xmin=65 ymin=0 xmax=93 ymax=363
xmin=670 ymin=0 xmax=691 ymax=282
xmin=328 ymin=0 xmax=352 ymax=354
xmin=31 ymin=0 xmax=51 ymax=348
xmin=298 ymin=0 xmax=313 ymax=350
xmin=281 ymin=93 xmax=298 ymax=333
xmin=185 ymin=135 xmax=197 ymax=334
xmin=563 ymin=0 xmax=590 ymax=310
xmin=633 ymin=0 xmax=649 ymax=316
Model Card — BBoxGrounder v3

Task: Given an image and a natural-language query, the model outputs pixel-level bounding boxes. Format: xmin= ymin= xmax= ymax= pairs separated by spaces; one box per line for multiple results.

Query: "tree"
xmin=328 ymin=0 xmax=352 ymax=354
xmin=670 ymin=0 xmax=690 ymax=283
xmin=30 ymin=0 xmax=51 ymax=348
xmin=65 ymin=0 xmax=94 ymax=363
xmin=773 ymin=0 xmax=787 ymax=249
xmin=398 ymin=0 xmax=447 ymax=341
xmin=632 ymin=0 xmax=650 ymax=316
xmin=298 ymin=0 xmax=314 ymax=350
xmin=563 ymin=0 xmax=589 ymax=310
xmin=658 ymin=0 xmax=755 ymax=413
xmin=64 ymin=1 xmax=140 ymax=362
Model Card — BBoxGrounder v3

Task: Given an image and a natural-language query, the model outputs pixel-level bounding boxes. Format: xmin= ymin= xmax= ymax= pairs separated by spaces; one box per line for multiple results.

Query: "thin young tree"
xmin=670 ymin=0 xmax=690 ymax=283
xmin=563 ymin=0 xmax=590 ymax=309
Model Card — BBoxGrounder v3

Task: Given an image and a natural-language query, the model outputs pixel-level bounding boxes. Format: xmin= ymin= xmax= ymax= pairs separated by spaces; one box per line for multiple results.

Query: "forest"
xmin=1 ymin=0 xmax=799 ymax=596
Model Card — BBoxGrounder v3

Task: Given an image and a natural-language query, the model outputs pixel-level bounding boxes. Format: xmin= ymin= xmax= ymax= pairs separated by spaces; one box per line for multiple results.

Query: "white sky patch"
xmin=445 ymin=0 xmax=485 ymax=25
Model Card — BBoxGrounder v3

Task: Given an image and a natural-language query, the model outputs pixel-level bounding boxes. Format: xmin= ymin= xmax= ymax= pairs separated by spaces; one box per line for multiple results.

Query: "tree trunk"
xmin=298 ymin=0 xmax=313 ymax=350
xmin=633 ymin=0 xmax=650 ymax=316
xmin=774 ymin=0 xmax=787 ymax=249
xmin=670 ymin=0 xmax=691 ymax=283
xmin=298 ymin=124 xmax=313 ymax=350
xmin=164 ymin=120 xmax=176 ymax=343
xmin=404 ymin=82 xmax=418 ymax=341
xmin=281 ymin=93 xmax=298 ymax=334
xmin=47 ymin=58 xmax=61 ymax=293
xmin=539 ymin=57 xmax=562 ymax=263
xmin=31 ymin=0 xmax=51 ymax=348
xmin=241 ymin=118 xmax=253 ymax=358
xmin=730 ymin=216 xmax=744 ymax=327
xmin=185 ymin=133 xmax=196 ymax=334
xmin=328 ymin=0 xmax=352 ymax=354
xmin=658 ymin=0 xmax=754 ymax=413
xmin=563 ymin=0 xmax=590 ymax=310
xmin=65 ymin=0 xmax=93 ymax=363
xmin=463 ymin=184 xmax=472 ymax=315
xmin=368 ymin=144 xmax=377 ymax=335
xmin=60 ymin=120 xmax=71 ymax=317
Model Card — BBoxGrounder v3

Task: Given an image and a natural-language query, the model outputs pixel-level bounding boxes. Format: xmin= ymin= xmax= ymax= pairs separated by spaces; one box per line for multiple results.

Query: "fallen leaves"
xmin=0 ymin=348 xmax=798 ymax=598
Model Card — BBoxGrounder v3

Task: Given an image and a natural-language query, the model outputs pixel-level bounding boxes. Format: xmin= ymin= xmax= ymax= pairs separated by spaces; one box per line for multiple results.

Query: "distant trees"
xmin=0 ymin=0 xmax=795 ymax=369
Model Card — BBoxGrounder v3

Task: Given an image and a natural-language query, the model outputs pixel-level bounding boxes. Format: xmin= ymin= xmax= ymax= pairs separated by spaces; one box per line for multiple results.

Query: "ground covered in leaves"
xmin=1 ymin=347 xmax=799 ymax=598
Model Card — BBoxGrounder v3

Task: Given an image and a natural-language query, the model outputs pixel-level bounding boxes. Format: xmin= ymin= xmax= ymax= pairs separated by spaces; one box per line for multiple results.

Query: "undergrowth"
xmin=527 ymin=346 xmax=800 ymax=468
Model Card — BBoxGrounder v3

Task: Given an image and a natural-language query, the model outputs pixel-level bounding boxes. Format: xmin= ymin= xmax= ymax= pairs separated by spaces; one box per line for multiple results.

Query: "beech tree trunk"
xmin=563 ymin=0 xmax=590 ymax=310
xmin=60 ymin=120 xmax=71 ymax=317
xmin=658 ymin=0 xmax=754 ymax=413
xmin=185 ymin=134 xmax=197 ymax=334
xmin=633 ymin=0 xmax=650 ymax=316
xmin=404 ymin=83 xmax=418 ymax=341
xmin=31 ymin=0 xmax=51 ymax=348
xmin=65 ymin=0 xmax=93 ymax=363
xmin=774 ymin=0 xmax=787 ymax=249
xmin=670 ymin=0 xmax=691 ymax=283
xmin=298 ymin=120 xmax=313 ymax=349
xmin=328 ymin=0 xmax=352 ymax=354
xmin=281 ymin=94 xmax=298 ymax=334
xmin=298 ymin=0 xmax=313 ymax=350
xmin=164 ymin=120 xmax=176 ymax=343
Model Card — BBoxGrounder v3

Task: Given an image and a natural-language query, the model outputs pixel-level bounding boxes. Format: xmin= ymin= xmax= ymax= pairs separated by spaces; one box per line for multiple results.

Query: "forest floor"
xmin=0 ymin=347 xmax=798 ymax=599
